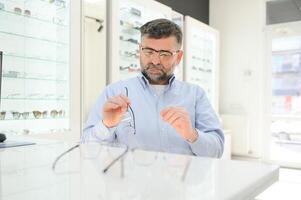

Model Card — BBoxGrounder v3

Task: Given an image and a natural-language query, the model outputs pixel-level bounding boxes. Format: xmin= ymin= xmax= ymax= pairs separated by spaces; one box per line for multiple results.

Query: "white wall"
xmin=82 ymin=0 xmax=107 ymax=122
xmin=210 ymin=0 xmax=266 ymax=157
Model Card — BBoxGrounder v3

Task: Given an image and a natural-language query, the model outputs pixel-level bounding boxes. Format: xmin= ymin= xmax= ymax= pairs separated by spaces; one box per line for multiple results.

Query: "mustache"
xmin=145 ymin=64 xmax=164 ymax=71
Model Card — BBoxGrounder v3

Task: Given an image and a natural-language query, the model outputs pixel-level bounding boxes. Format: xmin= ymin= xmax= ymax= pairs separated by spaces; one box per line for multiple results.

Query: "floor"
xmin=255 ymin=168 xmax=301 ymax=200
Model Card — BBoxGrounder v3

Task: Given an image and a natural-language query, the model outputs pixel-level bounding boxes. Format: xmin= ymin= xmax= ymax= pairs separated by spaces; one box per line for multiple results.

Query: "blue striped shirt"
xmin=81 ymin=74 xmax=224 ymax=158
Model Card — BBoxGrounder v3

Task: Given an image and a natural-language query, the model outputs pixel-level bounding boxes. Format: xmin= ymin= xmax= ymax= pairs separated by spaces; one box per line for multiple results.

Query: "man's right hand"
xmin=102 ymin=95 xmax=131 ymax=128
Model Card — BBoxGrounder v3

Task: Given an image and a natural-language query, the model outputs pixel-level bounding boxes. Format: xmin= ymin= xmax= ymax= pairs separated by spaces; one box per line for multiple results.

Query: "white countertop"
xmin=0 ymin=141 xmax=279 ymax=200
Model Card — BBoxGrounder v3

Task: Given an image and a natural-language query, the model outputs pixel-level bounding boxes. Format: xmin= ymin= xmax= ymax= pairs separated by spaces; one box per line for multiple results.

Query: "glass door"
xmin=0 ymin=0 xmax=70 ymax=135
xmin=265 ymin=21 xmax=301 ymax=168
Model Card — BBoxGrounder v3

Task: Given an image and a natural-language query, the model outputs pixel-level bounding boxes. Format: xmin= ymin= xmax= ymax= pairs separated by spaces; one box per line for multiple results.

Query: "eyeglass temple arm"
xmin=52 ymin=143 xmax=80 ymax=171
xmin=124 ymin=87 xmax=136 ymax=134
xmin=103 ymin=146 xmax=129 ymax=173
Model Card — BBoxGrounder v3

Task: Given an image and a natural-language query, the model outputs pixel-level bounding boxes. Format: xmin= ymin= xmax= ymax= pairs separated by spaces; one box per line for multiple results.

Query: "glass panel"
xmin=270 ymin=119 xmax=301 ymax=163
xmin=186 ymin=25 xmax=217 ymax=107
xmin=183 ymin=17 xmax=219 ymax=112
xmin=270 ymin=36 xmax=301 ymax=164
xmin=171 ymin=11 xmax=184 ymax=81
xmin=271 ymin=36 xmax=301 ymax=115
xmin=0 ymin=0 xmax=70 ymax=135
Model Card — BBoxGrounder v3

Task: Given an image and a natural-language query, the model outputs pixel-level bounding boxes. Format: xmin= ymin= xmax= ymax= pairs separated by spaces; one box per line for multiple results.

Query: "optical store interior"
xmin=1 ymin=0 xmax=301 ymax=199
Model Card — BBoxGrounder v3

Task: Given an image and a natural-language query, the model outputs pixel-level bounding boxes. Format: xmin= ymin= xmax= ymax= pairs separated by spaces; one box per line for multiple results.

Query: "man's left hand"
xmin=160 ymin=106 xmax=198 ymax=143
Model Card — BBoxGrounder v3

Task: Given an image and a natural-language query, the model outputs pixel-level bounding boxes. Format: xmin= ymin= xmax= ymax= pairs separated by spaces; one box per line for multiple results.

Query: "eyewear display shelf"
xmin=118 ymin=0 xmax=146 ymax=81
xmin=0 ymin=0 xmax=70 ymax=135
xmin=109 ymin=0 xmax=172 ymax=82
xmin=184 ymin=16 xmax=220 ymax=112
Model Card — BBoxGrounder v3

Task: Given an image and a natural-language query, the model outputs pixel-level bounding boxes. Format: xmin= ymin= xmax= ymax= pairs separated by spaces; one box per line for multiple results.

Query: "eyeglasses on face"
xmin=140 ymin=46 xmax=179 ymax=61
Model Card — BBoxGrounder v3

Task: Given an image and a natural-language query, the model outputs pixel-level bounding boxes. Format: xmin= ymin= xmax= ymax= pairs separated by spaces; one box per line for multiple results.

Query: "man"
xmin=82 ymin=18 xmax=224 ymax=158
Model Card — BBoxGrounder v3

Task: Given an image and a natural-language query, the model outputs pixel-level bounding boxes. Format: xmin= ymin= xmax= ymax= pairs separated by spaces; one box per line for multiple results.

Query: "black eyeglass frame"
xmin=124 ymin=87 xmax=136 ymax=134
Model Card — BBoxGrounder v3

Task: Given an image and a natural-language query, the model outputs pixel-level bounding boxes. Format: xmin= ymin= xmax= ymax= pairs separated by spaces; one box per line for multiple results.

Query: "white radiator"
xmin=221 ymin=114 xmax=251 ymax=156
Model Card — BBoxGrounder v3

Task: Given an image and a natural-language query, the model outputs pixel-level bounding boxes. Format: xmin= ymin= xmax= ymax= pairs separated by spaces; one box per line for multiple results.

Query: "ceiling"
xmin=267 ymin=0 xmax=301 ymax=24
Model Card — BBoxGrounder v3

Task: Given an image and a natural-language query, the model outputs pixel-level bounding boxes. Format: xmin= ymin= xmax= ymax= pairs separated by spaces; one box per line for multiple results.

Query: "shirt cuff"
xmin=186 ymin=129 xmax=205 ymax=152
xmin=93 ymin=120 xmax=117 ymax=140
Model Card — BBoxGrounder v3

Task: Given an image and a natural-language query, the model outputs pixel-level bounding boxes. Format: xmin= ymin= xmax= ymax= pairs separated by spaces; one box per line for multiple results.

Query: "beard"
xmin=141 ymin=63 xmax=174 ymax=84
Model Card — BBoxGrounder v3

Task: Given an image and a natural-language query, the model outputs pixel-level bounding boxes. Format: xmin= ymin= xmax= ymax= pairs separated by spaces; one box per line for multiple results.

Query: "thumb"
xmin=121 ymin=106 xmax=127 ymax=113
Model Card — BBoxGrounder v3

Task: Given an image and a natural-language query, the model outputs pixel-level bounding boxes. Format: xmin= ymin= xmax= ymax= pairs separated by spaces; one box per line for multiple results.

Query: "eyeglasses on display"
xmin=191 ymin=65 xmax=212 ymax=73
xmin=50 ymin=109 xmax=65 ymax=118
xmin=11 ymin=111 xmax=30 ymax=120
xmin=32 ymin=110 xmax=48 ymax=119
xmin=120 ymin=50 xmax=139 ymax=58
xmin=0 ymin=110 xmax=67 ymax=120
xmin=119 ymin=36 xmax=139 ymax=45
xmin=5 ymin=93 xmax=21 ymax=98
xmin=13 ymin=7 xmax=31 ymax=16
xmin=2 ymin=70 xmax=21 ymax=78
xmin=55 ymin=0 xmax=66 ymax=8
xmin=52 ymin=17 xmax=65 ymax=25
xmin=0 ymin=111 xmax=6 ymax=120
xmin=33 ymin=110 xmax=65 ymax=119
xmin=120 ymin=20 xmax=140 ymax=31
xmin=0 ymin=110 xmax=65 ymax=120
xmin=119 ymin=64 xmax=139 ymax=72
xmin=130 ymin=7 xmax=141 ymax=17
xmin=0 ymin=2 xmax=4 ymax=10
xmin=41 ymin=0 xmax=55 ymax=3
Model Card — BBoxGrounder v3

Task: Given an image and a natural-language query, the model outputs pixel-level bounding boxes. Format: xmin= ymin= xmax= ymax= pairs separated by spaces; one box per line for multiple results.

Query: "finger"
xmin=160 ymin=106 xmax=187 ymax=117
xmin=166 ymin=112 xmax=183 ymax=126
xmin=119 ymin=95 xmax=131 ymax=105
xmin=104 ymin=100 xmax=124 ymax=113
xmin=116 ymin=96 xmax=129 ymax=112
xmin=160 ymin=107 xmax=174 ymax=118
xmin=106 ymin=99 xmax=122 ymax=109
xmin=105 ymin=102 xmax=120 ymax=109
xmin=162 ymin=108 xmax=186 ymax=121
xmin=110 ymin=96 xmax=127 ymax=109
xmin=161 ymin=109 xmax=178 ymax=122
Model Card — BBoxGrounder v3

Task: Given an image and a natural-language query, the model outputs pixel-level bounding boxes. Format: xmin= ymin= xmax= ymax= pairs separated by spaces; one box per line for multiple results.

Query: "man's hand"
xmin=102 ymin=95 xmax=131 ymax=128
xmin=160 ymin=107 xmax=198 ymax=142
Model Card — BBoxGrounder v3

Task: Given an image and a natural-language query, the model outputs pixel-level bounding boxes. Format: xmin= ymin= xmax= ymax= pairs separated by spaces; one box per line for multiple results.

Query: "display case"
xmin=108 ymin=0 xmax=172 ymax=82
xmin=184 ymin=16 xmax=220 ymax=112
xmin=0 ymin=0 xmax=80 ymax=136
xmin=171 ymin=10 xmax=184 ymax=81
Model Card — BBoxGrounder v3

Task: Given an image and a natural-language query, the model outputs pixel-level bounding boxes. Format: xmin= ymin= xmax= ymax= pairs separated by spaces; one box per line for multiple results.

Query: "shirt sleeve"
xmin=80 ymin=87 xmax=117 ymax=143
xmin=188 ymin=86 xmax=224 ymax=158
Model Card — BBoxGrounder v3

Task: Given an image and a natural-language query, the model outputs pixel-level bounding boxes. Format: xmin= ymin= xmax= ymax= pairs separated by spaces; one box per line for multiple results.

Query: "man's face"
xmin=139 ymin=36 xmax=183 ymax=85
